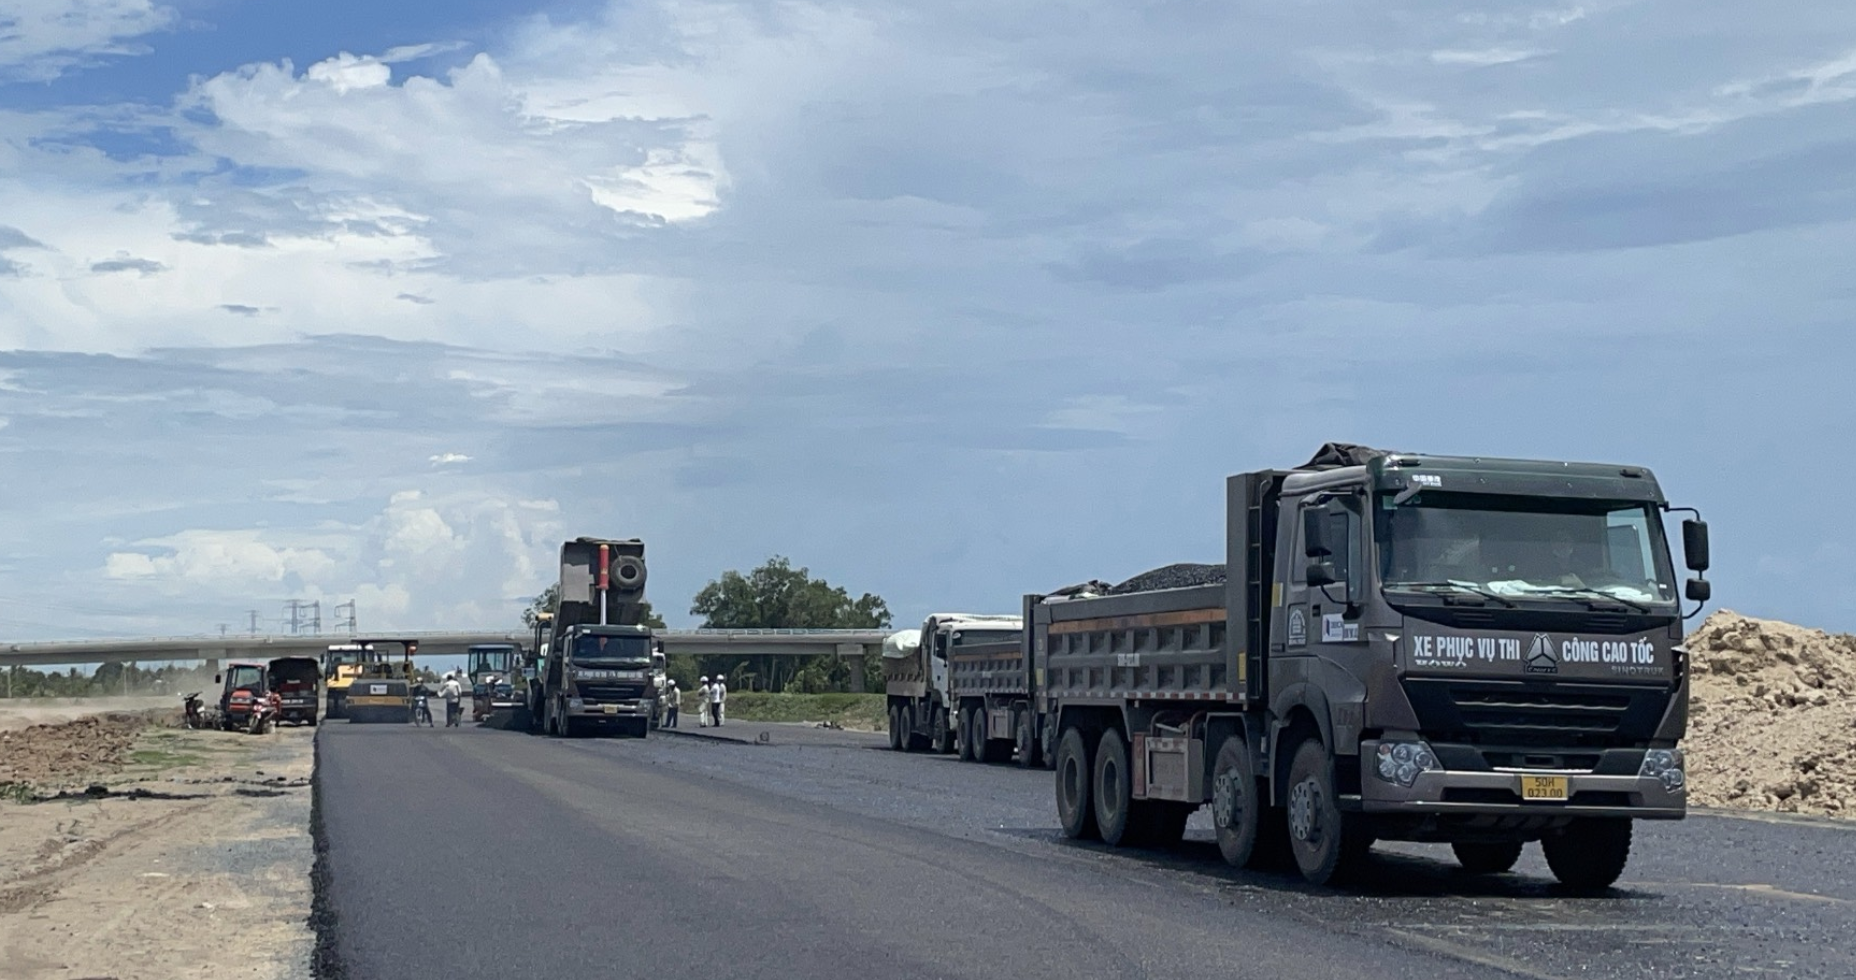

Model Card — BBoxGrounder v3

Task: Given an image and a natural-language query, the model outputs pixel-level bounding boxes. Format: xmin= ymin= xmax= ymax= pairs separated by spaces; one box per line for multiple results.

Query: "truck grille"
xmin=1404 ymin=680 xmax=1667 ymax=748
xmin=578 ymin=683 xmax=646 ymax=702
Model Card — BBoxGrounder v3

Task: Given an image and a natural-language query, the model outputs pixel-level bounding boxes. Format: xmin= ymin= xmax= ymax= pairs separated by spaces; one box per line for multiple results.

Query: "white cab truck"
xmin=884 ymin=614 xmax=1023 ymax=755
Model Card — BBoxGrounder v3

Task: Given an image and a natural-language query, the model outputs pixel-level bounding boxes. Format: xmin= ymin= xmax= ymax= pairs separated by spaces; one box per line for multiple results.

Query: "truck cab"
xmin=542 ymin=624 xmax=659 ymax=737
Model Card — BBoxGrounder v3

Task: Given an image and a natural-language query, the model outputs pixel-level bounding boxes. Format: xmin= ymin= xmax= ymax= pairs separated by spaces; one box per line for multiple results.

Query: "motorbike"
xmin=247 ymin=692 xmax=279 ymax=735
xmin=182 ymin=691 xmax=206 ymax=730
xmin=411 ymin=693 xmax=434 ymax=727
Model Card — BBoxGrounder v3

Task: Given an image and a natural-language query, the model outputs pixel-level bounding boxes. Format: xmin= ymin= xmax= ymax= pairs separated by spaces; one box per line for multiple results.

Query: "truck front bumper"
xmin=1352 ymin=739 xmax=1686 ymax=821
xmin=568 ymin=700 xmax=649 ymax=721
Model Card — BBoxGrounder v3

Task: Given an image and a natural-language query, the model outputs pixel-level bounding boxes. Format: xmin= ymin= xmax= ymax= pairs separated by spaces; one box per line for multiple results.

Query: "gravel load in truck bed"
xmin=1108 ymin=562 xmax=1227 ymax=595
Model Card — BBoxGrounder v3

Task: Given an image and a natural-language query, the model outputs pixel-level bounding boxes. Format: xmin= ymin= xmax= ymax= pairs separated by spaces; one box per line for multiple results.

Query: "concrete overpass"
xmin=0 ymin=629 xmax=895 ymax=690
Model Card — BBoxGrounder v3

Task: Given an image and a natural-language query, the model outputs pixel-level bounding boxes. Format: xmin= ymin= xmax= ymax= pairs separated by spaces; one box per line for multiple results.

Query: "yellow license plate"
xmin=602 ymin=704 xmax=618 ymax=714
xmin=1520 ymin=775 xmax=1569 ymax=801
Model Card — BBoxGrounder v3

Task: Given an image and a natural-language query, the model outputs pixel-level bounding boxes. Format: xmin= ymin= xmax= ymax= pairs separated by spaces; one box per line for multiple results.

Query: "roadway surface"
xmin=314 ymin=721 xmax=1856 ymax=980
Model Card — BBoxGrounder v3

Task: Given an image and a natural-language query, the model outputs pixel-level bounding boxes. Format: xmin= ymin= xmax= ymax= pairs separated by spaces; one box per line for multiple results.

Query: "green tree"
xmin=688 ymin=555 xmax=890 ymax=692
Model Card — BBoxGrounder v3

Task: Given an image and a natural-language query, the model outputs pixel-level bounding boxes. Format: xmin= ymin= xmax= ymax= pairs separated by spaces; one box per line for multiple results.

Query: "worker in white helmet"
xmin=697 ymin=676 xmax=711 ymax=727
xmin=708 ymin=673 xmax=726 ymax=727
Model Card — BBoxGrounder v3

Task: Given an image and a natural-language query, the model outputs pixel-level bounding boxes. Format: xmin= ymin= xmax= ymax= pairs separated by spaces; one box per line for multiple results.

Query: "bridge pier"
xmin=837 ymin=644 xmax=866 ymax=693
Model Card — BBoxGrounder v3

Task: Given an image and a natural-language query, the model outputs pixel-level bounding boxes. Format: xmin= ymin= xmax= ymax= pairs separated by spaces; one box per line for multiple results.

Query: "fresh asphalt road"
xmin=315 ymin=721 xmax=1856 ymax=980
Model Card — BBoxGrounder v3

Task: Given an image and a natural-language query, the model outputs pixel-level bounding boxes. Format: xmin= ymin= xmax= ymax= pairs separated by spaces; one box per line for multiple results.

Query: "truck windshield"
xmin=1376 ymin=492 xmax=1677 ymax=604
xmin=572 ymin=634 xmax=651 ymax=664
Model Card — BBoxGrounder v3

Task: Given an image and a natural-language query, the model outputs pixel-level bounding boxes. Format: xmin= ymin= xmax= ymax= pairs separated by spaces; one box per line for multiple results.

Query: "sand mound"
xmin=1685 ymin=610 xmax=1856 ymax=816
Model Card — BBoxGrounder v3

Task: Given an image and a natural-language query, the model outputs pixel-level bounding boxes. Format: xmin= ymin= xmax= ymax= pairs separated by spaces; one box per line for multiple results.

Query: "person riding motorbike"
xmin=410 ymin=679 xmax=435 ymax=727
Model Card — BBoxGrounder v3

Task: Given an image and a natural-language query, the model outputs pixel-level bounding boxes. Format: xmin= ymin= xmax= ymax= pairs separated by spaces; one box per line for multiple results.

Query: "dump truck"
xmin=883 ymin=614 xmax=1025 ymax=759
xmin=1027 ymin=443 xmax=1711 ymax=891
xmin=533 ymin=537 xmax=659 ymax=738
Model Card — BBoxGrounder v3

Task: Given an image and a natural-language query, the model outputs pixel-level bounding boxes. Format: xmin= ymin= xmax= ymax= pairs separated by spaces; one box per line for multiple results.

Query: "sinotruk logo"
xmin=1526 ymin=633 xmax=1559 ymax=675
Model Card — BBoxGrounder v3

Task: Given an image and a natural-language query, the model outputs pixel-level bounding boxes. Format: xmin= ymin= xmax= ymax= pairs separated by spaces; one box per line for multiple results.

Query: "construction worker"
xmin=664 ymin=679 xmax=680 ymax=728
xmin=439 ymin=672 xmax=464 ymax=728
xmin=709 ymin=674 xmax=726 ymax=727
xmin=696 ymin=677 xmax=711 ymax=727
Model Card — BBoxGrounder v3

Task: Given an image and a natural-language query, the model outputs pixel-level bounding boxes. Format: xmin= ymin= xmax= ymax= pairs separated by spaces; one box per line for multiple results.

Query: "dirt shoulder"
xmin=0 ymin=710 xmax=315 ymax=980
xmin=0 ymin=696 xmax=176 ymax=732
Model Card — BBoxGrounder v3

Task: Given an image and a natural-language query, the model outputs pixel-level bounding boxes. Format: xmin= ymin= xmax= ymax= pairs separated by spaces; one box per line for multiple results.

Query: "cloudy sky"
xmin=0 ymin=0 xmax=1851 ymax=643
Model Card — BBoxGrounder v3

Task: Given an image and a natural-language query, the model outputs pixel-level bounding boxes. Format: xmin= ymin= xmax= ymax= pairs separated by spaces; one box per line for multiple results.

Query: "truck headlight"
xmin=1640 ymin=749 xmax=1686 ymax=793
xmin=568 ymin=698 xmax=585 ymax=710
xmin=1374 ymin=741 xmax=1441 ymax=788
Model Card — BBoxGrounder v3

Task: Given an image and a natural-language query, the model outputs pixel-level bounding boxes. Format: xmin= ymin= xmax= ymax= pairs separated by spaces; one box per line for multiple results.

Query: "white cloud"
xmin=104 ymin=529 xmax=338 ymax=589
xmin=429 ymin=453 xmax=473 ymax=466
xmin=0 ymin=0 xmax=174 ymax=81
xmin=1430 ymin=48 xmax=1546 ymax=67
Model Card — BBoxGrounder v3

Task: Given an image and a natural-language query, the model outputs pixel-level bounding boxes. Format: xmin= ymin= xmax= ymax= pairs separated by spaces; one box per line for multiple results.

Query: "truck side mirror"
xmin=1682 ymin=519 xmax=1710 ymax=572
xmin=1302 ymin=507 xmax=1331 ymax=558
xmin=1686 ymin=579 xmax=1712 ymax=603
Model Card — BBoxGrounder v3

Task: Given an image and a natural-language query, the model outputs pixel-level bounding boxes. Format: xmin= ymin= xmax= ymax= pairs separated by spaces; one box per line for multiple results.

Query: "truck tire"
xmin=904 ymin=705 xmax=931 ymax=753
xmin=957 ymin=707 xmax=976 ymax=761
xmin=933 ymin=707 xmax=956 ymax=755
xmin=1542 ymin=819 xmax=1632 ymax=893
xmin=1453 ymin=841 xmax=1524 ymax=875
xmin=1016 ymin=709 xmax=1043 ymax=769
xmin=1212 ymin=735 xmax=1261 ymax=868
xmin=1092 ymin=729 xmax=1137 ymax=847
xmin=1055 ymin=727 xmax=1098 ymax=841
xmin=1285 ymin=738 xmax=1372 ymax=885
xmin=887 ymin=705 xmax=903 ymax=751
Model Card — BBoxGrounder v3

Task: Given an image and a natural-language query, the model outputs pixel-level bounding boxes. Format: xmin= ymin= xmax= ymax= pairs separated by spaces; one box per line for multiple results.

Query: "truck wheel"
xmin=957 ymin=707 xmax=976 ymax=761
xmin=1092 ymin=729 xmax=1136 ymax=847
xmin=1054 ymin=727 xmax=1098 ymax=841
xmin=306 ymin=714 xmax=318 ymax=728
xmin=904 ymin=705 xmax=931 ymax=752
xmin=1453 ymin=841 xmax=1524 ymax=875
xmin=887 ymin=705 xmax=903 ymax=751
xmin=1285 ymin=738 xmax=1371 ymax=885
xmin=1015 ymin=710 xmax=1042 ymax=769
xmin=933 ymin=707 xmax=956 ymax=755
xmin=1212 ymin=736 xmax=1261 ymax=868
xmin=1542 ymin=819 xmax=1632 ymax=893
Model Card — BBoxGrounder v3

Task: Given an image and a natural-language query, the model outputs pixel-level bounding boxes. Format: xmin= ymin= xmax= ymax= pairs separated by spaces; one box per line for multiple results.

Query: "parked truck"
xmin=884 ymin=613 xmax=1022 ymax=755
xmin=532 ymin=537 xmax=660 ymax=738
xmin=1027 ymin=443 xmax=1711 ymax=891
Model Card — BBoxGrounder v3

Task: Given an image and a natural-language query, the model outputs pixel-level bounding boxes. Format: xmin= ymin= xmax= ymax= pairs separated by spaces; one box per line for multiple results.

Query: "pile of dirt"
xmin=1685 ymin=610 xmax=1856 ymax=815
xmin=0 ymin=711 xmax=163 ymax=788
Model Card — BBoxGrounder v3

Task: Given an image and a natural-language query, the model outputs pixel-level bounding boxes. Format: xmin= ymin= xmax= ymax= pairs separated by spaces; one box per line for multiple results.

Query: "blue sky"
xmin=0 ymin=0 xmax=1852 ymax=642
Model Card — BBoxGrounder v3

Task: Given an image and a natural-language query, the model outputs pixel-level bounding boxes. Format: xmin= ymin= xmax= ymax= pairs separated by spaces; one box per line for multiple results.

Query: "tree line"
xmin=2 ymin=661 xmax=216 ymax=699
xmin=523 ymin=555 xmax=891 ymax=693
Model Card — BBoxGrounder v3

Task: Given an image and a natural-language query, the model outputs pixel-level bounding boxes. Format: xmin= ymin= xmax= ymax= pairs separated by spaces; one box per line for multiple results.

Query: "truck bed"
xmin=1035 ymin=583 xmax=1240 ymax=704
xmin=948 ymin=638 xmax=1028 ymax=700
